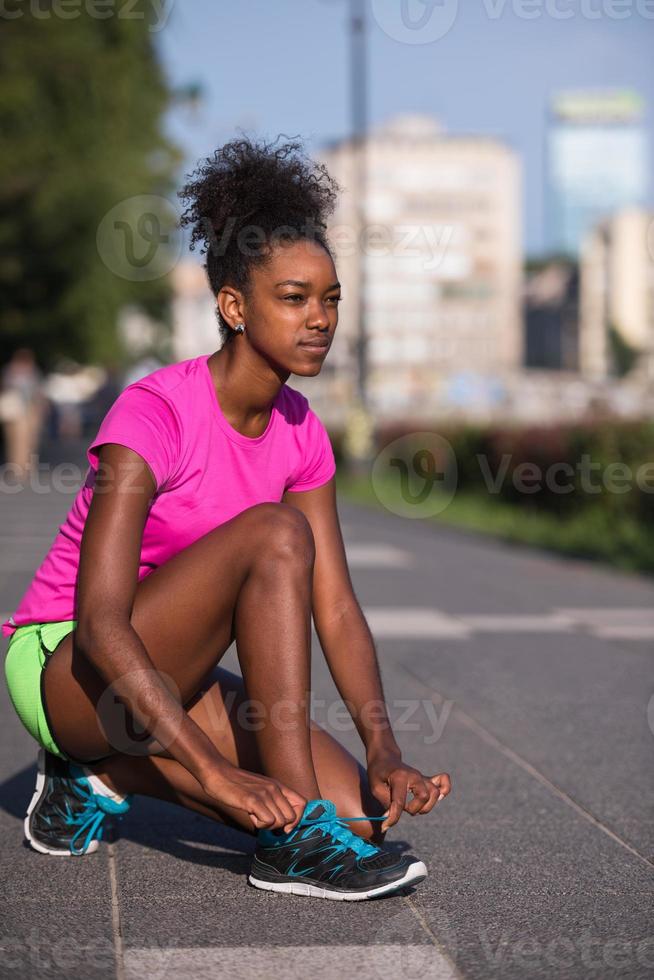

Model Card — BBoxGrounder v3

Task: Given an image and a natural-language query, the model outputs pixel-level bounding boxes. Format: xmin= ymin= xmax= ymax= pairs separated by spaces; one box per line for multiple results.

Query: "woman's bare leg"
xmin=88 ymin=667 xmax=387 ymax=844
xmin=41 ymin=503 xmax=385 ymax=840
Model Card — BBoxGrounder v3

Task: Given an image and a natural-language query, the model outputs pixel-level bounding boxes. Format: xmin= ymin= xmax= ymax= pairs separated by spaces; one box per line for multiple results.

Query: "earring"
xmin=235 ymin=323 xmax=245 ymax=334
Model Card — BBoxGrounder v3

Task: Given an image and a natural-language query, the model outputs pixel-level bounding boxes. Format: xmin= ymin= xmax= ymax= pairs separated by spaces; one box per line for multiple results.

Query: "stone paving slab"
xmin=1 ymin=476 xmax=653 ymax=979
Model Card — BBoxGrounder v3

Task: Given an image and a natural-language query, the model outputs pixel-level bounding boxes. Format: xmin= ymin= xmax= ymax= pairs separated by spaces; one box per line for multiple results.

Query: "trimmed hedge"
xmin=333 ymin=418 xmax=654 ymax=574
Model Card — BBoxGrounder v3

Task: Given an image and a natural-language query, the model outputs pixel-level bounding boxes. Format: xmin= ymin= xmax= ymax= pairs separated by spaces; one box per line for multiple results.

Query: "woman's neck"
xmin=207 ymin=346 xmax=288 ymax=437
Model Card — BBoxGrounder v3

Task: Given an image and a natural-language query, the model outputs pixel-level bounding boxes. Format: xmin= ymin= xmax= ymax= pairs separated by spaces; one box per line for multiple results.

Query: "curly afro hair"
xmin=177 ymin=133 xmax=341 ymax=347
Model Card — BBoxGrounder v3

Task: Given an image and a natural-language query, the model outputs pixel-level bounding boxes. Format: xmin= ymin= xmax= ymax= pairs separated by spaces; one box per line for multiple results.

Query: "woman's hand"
xmin=366 ymin=748 xmax=452 ymax=832
xmin=201 ymin=763 xmax=307 ymax=833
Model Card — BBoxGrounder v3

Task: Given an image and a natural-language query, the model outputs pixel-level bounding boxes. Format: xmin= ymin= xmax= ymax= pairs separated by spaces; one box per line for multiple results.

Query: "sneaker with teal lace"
xmin=248 ymin=798 xmax=427 ymax=900
xmin=24 ymin=748 xmax=132 ymax=856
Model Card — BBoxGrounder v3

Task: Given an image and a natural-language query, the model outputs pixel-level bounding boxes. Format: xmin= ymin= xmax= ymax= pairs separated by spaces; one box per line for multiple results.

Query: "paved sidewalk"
xmin=1 ymin=459 xmax=653 ymax=979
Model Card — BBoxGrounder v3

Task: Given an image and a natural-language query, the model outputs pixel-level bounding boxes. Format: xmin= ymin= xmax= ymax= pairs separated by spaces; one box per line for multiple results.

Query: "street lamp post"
xmin=319 ymin=0 xmax=375 ymax=476
xmin=342 ymin=0 xmax=375 ymax=478
xmin=351 ymin=0 xmax=367 ymax=407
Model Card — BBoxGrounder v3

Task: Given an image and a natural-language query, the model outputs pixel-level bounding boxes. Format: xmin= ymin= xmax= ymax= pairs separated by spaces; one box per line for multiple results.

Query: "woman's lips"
xmin=299 ymin=340 xmax=330 ymax=350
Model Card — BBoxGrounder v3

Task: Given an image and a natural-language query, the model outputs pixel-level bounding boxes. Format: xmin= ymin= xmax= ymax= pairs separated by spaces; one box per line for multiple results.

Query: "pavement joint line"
xmin=108 ymin=842 xmax=126 ymax=980
xmin=401 ymin=663 xmax=654 ymax=872
xmin=404 ymin=895 xmax=464 ymax=980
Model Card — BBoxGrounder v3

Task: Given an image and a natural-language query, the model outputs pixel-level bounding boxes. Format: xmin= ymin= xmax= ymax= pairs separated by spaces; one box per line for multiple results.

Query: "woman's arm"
xmin=284 ymin=477 xmax=398 ymax=755
xmin=76 ymin=443 xmax=303 ymax=830
xmin=76 ymin=444 xmax=222 ymax=781
xmin=283 ymin=477 xmax=452 ymax=828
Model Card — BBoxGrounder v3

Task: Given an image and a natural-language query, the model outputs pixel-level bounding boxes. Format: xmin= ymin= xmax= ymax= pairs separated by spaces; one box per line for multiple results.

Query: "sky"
xmin=155 ymin=0 xmax=654 ymax=257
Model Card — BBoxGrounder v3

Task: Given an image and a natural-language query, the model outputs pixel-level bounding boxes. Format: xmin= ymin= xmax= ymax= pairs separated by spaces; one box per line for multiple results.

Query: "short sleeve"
xmin=86 ymin=384 xmax=181 ymax=492
xmin=285 ymin=407 xmax=336 ymax=493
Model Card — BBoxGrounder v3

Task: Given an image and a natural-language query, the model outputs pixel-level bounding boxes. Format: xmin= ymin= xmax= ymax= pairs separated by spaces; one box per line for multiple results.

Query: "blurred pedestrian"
xmin=0 ymin=348 xmax=47 ymax=479
xmin=42 ymin=358 xmax=105 ymax=442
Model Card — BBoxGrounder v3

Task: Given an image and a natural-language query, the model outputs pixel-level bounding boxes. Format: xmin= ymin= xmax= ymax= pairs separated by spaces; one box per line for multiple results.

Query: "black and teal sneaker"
xmin=24 ymin=748 xmax=132 ymax=856
xmin=248 ymin=798 xmax=427 ymax=900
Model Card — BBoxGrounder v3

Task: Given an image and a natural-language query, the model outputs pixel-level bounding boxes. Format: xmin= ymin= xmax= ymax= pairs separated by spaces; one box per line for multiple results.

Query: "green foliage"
xmin=608 ymin=323 xmax=640 ymax=377
xmin=336 ymin=418 xmax=654 ymax=575
xmin=0 ymin=1 xmax=183 ymax=368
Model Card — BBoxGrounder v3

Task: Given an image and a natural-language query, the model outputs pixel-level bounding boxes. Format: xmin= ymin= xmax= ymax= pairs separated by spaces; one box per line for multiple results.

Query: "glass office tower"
xmin=547 ymin=89 xmax=648 ymax=258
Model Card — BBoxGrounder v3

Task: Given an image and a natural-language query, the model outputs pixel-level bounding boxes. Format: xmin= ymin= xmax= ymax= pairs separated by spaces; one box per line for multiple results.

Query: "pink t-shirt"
xmin=2 ymin=353 xmax=336 ymax=638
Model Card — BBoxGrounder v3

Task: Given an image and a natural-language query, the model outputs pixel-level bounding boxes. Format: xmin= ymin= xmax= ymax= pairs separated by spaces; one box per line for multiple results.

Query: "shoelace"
xmin=63 ymin=779 xmax=132 ymax=856
xmin=294 ymin=810 xmax=386 ymax=859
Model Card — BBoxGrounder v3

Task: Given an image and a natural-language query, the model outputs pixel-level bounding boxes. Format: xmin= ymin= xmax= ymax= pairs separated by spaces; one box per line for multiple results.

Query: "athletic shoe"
xmin=24 ymin=748 xmax=132 ymax=856
xmin=248 ymin=798 xmax=427 ymax=900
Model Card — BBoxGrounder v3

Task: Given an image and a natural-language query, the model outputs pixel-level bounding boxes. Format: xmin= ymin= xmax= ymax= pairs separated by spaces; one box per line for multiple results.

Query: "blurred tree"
xmin=608 ymin=323 xmax=640 ymax=378
xmin=0 ymin=1 xmax=184 ymax=368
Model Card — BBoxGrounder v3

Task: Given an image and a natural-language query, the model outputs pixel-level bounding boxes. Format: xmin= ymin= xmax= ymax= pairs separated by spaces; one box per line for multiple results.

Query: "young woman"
xmin=3 ymin=136 xmax=451 ymax=901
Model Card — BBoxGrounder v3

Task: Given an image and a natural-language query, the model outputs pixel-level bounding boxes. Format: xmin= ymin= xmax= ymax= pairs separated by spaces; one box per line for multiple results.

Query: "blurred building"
xmin=524 ymin=261 xmax=579 ymax=371
xmin=546 ymin=89 xmax=648 ymax=258
xmin=166 ymin=115 xmax=654 ymax=428
xmin=171 ymin=260 xmax=218 ymax=361
xmin=579 ymin=207 xmax=654 ymax=381
xmin=316 ymin=113 xmax=523 ymax=419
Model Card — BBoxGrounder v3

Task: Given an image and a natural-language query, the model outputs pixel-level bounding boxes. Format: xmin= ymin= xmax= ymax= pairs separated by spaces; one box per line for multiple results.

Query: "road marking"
xmin=362 ymin=608 xmax=472 ymax=639
xmin=457 ymin=613 xmax=576 ymax=632
xmin=554 ymin=607 xmax=654 ymax=625
xmin=591 ymin=625 xmax=654 ymax=640
xmin=555 ymin=607 xmax=654 ymax=641
xmin=123 ymin=945 xmax=456 ymax=980
xmin=3 ymin=607 xmax=653 ymax=643
xmin=317 ymin=607 xmax=654 ymax=641
xmin=345 ymin=544 xmax=415 ymax=567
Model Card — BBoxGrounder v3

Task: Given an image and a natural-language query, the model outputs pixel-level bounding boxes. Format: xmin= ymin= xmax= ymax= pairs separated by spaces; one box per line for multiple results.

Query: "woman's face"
xmin=225 ymin=238 xmax=341 ymax=377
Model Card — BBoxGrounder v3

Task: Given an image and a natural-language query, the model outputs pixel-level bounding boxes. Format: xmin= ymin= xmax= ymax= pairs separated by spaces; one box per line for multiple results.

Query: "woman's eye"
xmin=283 ymin=294 xmax=341 ymax=304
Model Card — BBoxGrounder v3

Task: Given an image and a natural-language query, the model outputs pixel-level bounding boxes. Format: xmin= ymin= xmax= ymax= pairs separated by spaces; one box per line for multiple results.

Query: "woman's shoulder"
xmin=276 ymin=382 xmax=313 ymax=424
xmin=113 ymin=357 xmax=208 ymax=427
xmin=276 ymin=384 xmax=332 ymax=447
xmin=121 ymin=356 xmax=204 ymax=398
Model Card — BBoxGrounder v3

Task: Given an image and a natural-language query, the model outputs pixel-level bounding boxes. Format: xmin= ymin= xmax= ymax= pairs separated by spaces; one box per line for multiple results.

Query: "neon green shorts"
xmin=4 ymin=620 xmax=78 ymax=761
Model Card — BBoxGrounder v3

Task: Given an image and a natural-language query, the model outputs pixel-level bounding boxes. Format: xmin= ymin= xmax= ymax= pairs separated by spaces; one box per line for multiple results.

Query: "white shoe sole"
xmin=24 ymin=748 xmax=99 ymax=856
xmin=248 ymin=859 xmax=427 ymax=900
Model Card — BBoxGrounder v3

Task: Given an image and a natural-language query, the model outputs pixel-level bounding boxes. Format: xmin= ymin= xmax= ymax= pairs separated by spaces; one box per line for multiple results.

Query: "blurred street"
xmin=1 ymin=451 xmax=652 ymax=980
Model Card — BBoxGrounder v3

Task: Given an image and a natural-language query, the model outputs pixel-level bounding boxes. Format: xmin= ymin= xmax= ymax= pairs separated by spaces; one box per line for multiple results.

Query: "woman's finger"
xmin=269 ymin=783 xmax=299 ymax=822
xmin=247 ymin=797 xmax=276 ymax=829
xmin=404 ymin=777 xmax=431 ymax=815
xmin=380 ymin=772 xmax=408 ymax=832
xmin=262 ymin=788 xmax=291 ymax=828
xmin=283 ymin=787 xmax=308 ymax=812
xmin=430 ymin=772 xmax=452 ymax=800
xmin=370 ymin=777 xmax=391 ymax=810
xmin=271 ymin=786 xmax=302 ymax=828
xmin=416 ymin=779 xmax=440 ymax=815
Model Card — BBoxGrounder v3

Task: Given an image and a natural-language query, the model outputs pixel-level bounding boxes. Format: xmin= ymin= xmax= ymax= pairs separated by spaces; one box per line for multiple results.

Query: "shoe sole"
xmin=248 ymin=859 xmax=427 ymax=900
xmin=24 ymin=748 xmax=99 ymax=856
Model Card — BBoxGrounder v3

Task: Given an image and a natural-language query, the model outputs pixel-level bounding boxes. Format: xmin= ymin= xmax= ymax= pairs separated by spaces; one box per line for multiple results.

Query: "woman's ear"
xmin=216 ymin=285 xmax=244 ymax=329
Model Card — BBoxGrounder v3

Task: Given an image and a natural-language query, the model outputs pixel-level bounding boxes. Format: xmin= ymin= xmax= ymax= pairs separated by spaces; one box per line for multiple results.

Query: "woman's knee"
xmin=245 ymin=502 xmax=315 ymax=570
